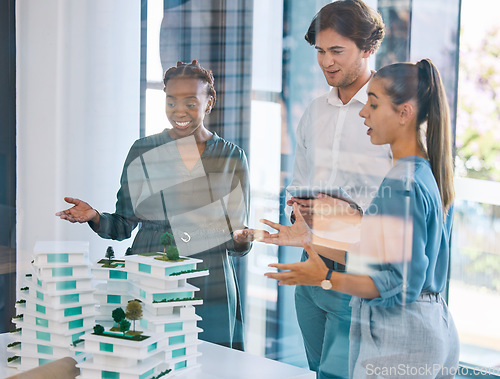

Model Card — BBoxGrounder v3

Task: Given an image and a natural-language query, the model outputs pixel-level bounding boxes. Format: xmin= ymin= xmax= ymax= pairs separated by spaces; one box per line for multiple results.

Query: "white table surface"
xmin=1 ymin=333 xmax=315 ymax=379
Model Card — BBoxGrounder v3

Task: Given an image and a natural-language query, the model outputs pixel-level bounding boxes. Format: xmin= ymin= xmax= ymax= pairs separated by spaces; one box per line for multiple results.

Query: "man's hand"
xmin=287 ymin=197 xmax=314 ymax=226
xmin=288 ymin=194 xmax=361 ymax=228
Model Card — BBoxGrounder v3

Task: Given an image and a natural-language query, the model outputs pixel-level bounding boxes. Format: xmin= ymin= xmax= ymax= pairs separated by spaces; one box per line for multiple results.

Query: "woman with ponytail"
xmin=260 ymin=58 xmax=459 ymax=377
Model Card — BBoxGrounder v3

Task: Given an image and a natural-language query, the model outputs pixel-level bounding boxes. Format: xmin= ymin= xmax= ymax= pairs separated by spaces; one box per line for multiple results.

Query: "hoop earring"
xmin=206 ymin=108 xmax=211 ymax=114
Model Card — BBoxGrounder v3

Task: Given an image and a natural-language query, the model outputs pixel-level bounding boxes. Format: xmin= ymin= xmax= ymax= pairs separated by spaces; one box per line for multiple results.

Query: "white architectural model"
xmin=7 ymin=241 xmax=96 ymax=370
xmin=6 ymin=241 xmax=208 ymax=379
xmin=75 ymin=251 xmax=208 ymax=378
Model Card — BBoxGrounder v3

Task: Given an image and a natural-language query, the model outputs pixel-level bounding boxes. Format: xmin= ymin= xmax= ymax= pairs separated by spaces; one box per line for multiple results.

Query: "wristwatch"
xmin=321 ymin=269 xmax=333 ymax=290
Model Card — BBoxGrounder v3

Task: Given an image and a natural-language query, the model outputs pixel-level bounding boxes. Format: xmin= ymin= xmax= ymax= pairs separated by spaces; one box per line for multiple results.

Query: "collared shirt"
xmin=287 ymin=81 xmax=393 ymax=214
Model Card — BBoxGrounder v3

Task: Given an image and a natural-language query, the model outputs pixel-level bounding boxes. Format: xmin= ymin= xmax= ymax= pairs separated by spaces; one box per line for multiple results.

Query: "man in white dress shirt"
xmin=286 ymin=1 xmax=392 ymax=378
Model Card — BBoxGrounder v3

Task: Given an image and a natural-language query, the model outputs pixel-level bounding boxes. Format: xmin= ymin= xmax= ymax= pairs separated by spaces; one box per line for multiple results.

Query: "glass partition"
xmin=449 ymin=0 xmax=500 ymax=374
xmin=142 ymin=0 xmax=466 ymax=371
xmin=10 ymin=0 xmax=500 ymax=376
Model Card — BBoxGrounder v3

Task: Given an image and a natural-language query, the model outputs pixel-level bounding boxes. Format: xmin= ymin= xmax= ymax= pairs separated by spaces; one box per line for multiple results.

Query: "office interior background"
xmin=1 ymin=0 xmax=500 ymax=376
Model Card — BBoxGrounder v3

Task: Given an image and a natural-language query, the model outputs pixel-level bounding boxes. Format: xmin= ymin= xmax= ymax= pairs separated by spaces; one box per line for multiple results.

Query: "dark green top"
xmin=93 ymin=130 xmax=250 ymax=256
xmin=91 ymin=130 xmax=250 ymax=348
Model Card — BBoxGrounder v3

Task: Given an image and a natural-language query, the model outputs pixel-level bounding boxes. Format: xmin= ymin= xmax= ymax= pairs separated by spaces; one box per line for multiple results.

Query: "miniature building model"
xmin=7 ymin=241 xmax=96 ymax=370
xmin=75 ymin=252 xmax=208 ymax=379
xmin=6 ymin=241 xmax=208 ymax=378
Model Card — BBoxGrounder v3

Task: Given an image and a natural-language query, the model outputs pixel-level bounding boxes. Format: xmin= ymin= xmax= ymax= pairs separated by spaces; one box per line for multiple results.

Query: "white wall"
xmin=16 ymin=0 xmax=141 ymax=272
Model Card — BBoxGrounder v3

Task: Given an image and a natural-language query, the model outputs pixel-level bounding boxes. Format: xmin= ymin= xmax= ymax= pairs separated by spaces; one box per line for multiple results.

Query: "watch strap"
xmin=325 ymin=268 xmax=333 ymax=281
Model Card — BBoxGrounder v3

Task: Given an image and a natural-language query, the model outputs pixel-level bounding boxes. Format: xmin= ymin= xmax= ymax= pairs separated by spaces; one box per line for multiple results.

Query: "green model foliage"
xmin=125 ymin=301 xmax=143 ymax=332
xmin=166 ymin=245 xmax=180 ymax=261
xmin=153 ymin=296 xmax=202 ymax=304
xmin=106 ymin=246 xmax=115 ymax=264
xmin=120 ymin=319 xmax=131 ymax=335
xmin=72 ymin=339 xmax=84 ymax=347
xmin=112 ymin=307 xmax=126 ymax=324
xmin=160 ymin=231 xmax=179 ymax=260
xmin=169 ymin=268 xmax=208 ymax=276
xmin=160 ymin=231 xmax=174 ymax=247
xmin=151 ymin=369 xmax=172 ymax=379
xmin=93 ymin=324 xmax=105 ymax=335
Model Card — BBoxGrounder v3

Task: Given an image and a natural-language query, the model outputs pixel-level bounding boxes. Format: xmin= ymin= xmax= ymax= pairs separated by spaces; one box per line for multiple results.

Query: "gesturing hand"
xmin=232 ymin=229 xmax=252 ymax=243
xmin=256 ymin=203 xmax=311 ymax=247
xmin=287 ymin=197 xmax=314 ymax=227
xmin=55 ymin=197 xmax=98 ymax=224
xmin=264 ymin=242 xmax=329 ymax=286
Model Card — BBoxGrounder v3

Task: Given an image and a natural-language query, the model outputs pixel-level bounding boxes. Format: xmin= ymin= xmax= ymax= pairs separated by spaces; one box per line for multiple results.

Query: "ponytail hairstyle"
xmin=163 ymin=60 xmax=217 ymax=106
xmin=374 ymin=59 xmax=454 ymax=213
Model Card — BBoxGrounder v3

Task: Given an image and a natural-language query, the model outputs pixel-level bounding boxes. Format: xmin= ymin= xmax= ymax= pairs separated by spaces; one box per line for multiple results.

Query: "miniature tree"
xmin=112 ymin=307 xmax=126 ymax=325
xmin=160 ymin=231 xmax=179 ymax=260
xmin=105 ymin=246 xmax=115 ymax=265
xmin=125 ymin=300 xmax=143 ymax=332
xmin=166 ymin=245 xmax=179 ymax=261
xmin=93 ymin=324 xmax=105 ymax=335
xmin=119 ymin=318 xmax=131 ymax=335
xmin=125 ymin=247 xmax=133 ymax=256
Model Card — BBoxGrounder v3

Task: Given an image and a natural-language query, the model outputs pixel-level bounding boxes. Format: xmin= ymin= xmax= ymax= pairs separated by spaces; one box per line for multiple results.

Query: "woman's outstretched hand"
xmin=255 ymin=203 xmax=311 ymax=247
xmin=55 ymin=197 xmax=99 ymax=224
xmin=264 ymin=242 xmax=329 ymax=286
xmin=232 ymin=228 xmax=256 ymax=244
